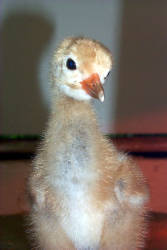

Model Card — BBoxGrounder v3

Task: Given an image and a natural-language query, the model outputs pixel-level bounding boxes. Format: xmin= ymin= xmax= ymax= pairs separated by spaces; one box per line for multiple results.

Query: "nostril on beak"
xmin=80 ymin=73 xmax=104 ymax=102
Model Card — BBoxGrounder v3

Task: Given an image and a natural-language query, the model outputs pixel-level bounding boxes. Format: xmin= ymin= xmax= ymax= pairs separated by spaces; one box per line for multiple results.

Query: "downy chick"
xmin=29 ymin=37 xmax=149 ymax=250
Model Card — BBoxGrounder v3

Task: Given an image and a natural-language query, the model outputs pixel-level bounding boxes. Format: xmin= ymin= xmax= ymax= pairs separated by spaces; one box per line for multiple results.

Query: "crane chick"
xmin=29 ymin=37 xmax=149 ymax=250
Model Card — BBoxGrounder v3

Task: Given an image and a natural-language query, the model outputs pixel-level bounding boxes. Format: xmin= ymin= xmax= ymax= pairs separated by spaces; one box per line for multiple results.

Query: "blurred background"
xmin=1 ymin=1 xmax=167 ymax=249
xmin=1 ymin=0 xmax=167 ymax=135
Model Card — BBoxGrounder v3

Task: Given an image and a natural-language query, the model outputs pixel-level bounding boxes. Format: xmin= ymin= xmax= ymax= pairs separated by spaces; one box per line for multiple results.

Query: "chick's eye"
xmin=66 ymin=58 xmax=77 ymax=70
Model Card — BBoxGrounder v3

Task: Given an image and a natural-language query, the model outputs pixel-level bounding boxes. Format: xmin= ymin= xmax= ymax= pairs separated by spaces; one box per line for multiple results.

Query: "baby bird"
xmin=29 ymin=37 xmax=149 ymax=250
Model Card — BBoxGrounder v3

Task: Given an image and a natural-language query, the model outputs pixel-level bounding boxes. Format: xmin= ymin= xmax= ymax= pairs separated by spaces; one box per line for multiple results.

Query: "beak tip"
xmin=80 ymin=73 xmax=105 ymax=102
xmin=98 ymin=91 xmax=104 ymax=102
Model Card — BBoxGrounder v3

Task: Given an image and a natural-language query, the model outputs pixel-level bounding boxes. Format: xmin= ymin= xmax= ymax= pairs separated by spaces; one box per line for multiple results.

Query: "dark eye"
xmin=104 ymin=70 xmax=111 ymax=80
xmin=66 ymin=58 xmax=77 ymax=70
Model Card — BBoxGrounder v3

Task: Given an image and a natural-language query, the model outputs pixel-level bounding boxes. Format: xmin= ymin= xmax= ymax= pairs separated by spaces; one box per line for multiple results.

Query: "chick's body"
xmin=29 ymin=37 xmax=149 ymax=250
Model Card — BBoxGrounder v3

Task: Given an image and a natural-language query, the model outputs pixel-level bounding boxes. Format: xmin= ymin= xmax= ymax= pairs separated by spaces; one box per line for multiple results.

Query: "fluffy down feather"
xmin=28 ymin=37 xmax=149 ymax=250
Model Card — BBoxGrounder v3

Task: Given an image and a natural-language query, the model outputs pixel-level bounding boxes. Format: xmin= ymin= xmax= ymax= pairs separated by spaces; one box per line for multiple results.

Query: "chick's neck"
xmin=50 ymin=92 xmax=100 ymax=135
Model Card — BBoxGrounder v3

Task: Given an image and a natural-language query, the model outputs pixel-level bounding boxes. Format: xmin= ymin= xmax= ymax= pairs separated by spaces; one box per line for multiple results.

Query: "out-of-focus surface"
xmin=0 ymin=214 xmax=30 ymax=250
xmin=0 ymin=160 xmax=30 ymax=215
xmin=113 ymin=1 xmax=167 ymax=133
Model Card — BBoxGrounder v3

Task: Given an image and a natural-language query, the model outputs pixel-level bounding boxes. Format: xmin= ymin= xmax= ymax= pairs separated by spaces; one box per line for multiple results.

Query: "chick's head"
xmin=51 ymin=37 xmax=112 ymax=102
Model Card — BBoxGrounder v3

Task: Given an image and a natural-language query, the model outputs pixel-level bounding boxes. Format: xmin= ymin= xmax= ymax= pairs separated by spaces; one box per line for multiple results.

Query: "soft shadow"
xmin=1 ymin=12 xmax=54 ymax=134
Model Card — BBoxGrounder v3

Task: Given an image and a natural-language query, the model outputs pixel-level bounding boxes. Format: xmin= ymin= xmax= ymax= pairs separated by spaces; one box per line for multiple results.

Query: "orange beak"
xmin=80 ymin=73 xmax=104 ymax=102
